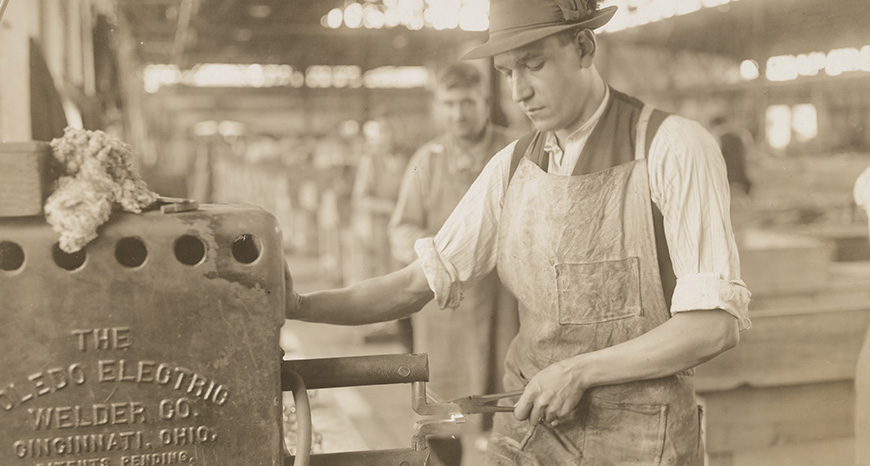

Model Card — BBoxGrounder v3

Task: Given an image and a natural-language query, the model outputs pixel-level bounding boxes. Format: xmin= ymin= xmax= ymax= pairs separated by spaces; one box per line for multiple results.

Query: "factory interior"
xmin=1 ymin=1 xmax=870 ymax=465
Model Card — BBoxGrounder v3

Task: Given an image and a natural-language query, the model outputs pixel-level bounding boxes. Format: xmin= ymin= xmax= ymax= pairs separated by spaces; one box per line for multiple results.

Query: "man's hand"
xmin=513 ymin=310 xmax=740 ymax=426
xmin=514 ymin=358 xmax=588 ymax=426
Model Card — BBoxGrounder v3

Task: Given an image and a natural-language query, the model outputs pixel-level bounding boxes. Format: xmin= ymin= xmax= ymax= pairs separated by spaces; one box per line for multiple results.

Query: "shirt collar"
xmin=446 ymin=124 xmax=493 ymax=155
xmin=543 ymin=86 xmax=611 ymax=154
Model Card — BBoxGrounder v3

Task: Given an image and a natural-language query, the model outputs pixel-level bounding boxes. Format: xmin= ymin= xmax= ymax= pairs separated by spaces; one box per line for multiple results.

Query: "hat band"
xmin=489 ymin=20 xmax=567 ymax=38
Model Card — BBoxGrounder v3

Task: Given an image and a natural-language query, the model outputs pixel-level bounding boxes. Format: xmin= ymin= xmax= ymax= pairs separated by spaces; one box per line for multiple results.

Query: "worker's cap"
xmin=462 ymin=0 xmax=617 ymax=60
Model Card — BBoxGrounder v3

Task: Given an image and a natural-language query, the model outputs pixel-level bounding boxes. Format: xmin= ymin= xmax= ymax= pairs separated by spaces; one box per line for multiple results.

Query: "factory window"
xmin=602 ymin=0 xmax=738 ymax=33
xmin=53 ymin=243 xmax=87 ymax=271
xmin=115 ymin=237 xmax=149 ymax=268
xmin=232 ymin=234 xmax=261 ymax=264
xmin=792 ymin=104 xmax=818 ymax=143
xmin=739 ymin=60 xmax=759 ymax=81
xmin=766 ymin=45 xmax=870 ymax=82
xmin=765 ymin=103 xmax=818 ymax=150
xmin=322 ymin=0 xmax=489 ymax=32
xmin=766 ymin=105 xmax=792 ymax=150
xmin=174 ymin=235 xmax=207 ymax=266
xmin=0 ymin=241 xmax=25 ymax=272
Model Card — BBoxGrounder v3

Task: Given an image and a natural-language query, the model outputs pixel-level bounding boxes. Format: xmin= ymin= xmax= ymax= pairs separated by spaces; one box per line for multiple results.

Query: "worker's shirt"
xmin=415 ymin=87 xmax=752 ymax=330
xmin=388 ymin=125 xmax=515 ymax=264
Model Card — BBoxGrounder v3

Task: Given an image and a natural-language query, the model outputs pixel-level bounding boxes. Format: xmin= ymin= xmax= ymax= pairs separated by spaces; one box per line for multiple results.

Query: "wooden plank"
xmin=0 ymin=142 xmax=52 ymax=217
xmin=856 ymin=326 xmax=870 ymax=466
xmin=731 ymin=437 xmax=853 ymax=466
xmin=701 ymin=381 xmax=854 ymax=453
xmin=696 ymin=306 xmax=870 ymax=392
xmin=0 ymin=0 xmax=32 ymax=140
xmin=707 ymin=454 xmax=733 ymax=466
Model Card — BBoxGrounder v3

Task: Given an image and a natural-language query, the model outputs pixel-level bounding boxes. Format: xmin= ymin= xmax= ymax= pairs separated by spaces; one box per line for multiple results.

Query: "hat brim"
xmin=462 ymin=6 xmax=617 ymax=60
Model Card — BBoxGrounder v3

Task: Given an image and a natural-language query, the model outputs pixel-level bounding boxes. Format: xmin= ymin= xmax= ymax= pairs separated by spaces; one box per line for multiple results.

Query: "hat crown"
xmin=489 ymin=0 xmax=592 ymax=35
xmin=461 ymin=0 xmax=616 ymax=59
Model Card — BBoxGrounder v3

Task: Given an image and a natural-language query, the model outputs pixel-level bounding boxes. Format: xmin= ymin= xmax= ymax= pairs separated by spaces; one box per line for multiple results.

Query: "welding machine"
xmin=0 ymin=201 xmax=466 ymax=466
xmin=0 ymin=204 xmax=285 ymax=465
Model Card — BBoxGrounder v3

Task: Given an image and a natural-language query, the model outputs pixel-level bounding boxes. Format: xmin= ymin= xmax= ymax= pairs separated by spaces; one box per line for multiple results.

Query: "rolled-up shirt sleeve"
xmin=413 ymin=141 xmax=516 ymax=309
xmin=648 ymin=116 xmax=752 ymax=331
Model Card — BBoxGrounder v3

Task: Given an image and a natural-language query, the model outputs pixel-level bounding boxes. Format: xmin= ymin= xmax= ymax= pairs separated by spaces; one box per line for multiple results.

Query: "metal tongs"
xmin=449 ymin=390 xmax=524 ymax=415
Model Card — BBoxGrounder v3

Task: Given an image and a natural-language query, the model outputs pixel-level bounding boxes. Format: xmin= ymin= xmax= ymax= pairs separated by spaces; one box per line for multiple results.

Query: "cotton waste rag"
xmin=44 ymin=127 xmax=159 ymax=253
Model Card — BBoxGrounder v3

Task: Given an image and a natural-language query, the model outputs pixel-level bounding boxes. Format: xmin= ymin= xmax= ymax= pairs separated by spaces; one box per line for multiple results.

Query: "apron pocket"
xmin=579 ymin=398 xmax=667 ymax=466
xmin=555 ymin=257 xmax=642 ymax=325
xmin=487 ymin=433 xmax=542 ymax=466
xmin=487 ymin=423 xmax=540 ymax=466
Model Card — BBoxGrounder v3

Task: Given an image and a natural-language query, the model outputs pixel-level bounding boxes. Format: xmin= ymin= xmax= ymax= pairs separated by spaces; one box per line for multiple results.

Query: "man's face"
xmin=434 ymin=86 xmax=489 ymax=141
xmin=493 ymin=34 xmax=591 ymax=134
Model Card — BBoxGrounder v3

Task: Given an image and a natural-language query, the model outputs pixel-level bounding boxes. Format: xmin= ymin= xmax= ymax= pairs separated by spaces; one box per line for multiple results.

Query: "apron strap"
xmin=509 ymin=131 xmax=537 ymax=183
xmin=634 ymin=105 xmax=677 ymax=310
xmin=635 ymin=104 xmax=655 ymax=160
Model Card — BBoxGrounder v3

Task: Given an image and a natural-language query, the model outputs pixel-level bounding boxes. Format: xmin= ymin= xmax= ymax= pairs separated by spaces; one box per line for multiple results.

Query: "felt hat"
xmin=462 ymin=0 xmax=618 ymax=60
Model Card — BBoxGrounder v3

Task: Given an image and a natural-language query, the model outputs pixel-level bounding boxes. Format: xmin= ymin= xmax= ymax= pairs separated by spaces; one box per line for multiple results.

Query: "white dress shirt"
xmin=414 ymin=89 xmax=752 ymax=331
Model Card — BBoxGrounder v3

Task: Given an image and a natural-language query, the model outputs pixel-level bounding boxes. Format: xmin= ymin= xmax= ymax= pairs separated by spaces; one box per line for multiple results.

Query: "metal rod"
xmin=285 ymin=448 xmax=428 ymax=466
xmin=412 ymin=418 xmax=464 ymax=451
xmin=171 ymin=0 xmax=194 ymax=66
xmin=0 ymin=0 xmax=10 ymax=23
xmin=411 ymin=381 xmax=461 ymax=416
xmin=281 ymin=353 xmax=429 ymax=390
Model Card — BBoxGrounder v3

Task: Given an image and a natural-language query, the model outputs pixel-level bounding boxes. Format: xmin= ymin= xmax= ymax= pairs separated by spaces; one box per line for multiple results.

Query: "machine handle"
xmin=286 ymin=448 xmax=428 ymax=466
xmin=281 ymin=353 xmax=429 ymax=390
xmin=284 ymin=371 xmax=311 ymax=466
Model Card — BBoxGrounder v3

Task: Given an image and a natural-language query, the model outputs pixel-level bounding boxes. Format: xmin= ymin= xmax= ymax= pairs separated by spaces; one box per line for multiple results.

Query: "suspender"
xmin=507 ymin=103 xmax=676 ymax=310
xmin=509 ymin=131 xmax=536 ymax=182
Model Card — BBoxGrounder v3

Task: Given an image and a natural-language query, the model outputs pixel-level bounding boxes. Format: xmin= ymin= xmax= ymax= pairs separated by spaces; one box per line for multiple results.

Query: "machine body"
xmin=0 ymin=204 xmax=285 ymax=466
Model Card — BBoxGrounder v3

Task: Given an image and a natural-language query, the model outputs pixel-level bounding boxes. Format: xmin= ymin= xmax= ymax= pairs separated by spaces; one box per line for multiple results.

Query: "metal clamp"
xmin=282 ymin=354 xmax=466 ymax=466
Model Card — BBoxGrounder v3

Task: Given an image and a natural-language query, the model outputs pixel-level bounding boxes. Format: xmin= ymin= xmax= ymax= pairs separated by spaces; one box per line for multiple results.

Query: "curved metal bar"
xmin=0 ymin=0 xmax=10 ymax=23
xmin=285 ymin=371 xmax=312 ymax=466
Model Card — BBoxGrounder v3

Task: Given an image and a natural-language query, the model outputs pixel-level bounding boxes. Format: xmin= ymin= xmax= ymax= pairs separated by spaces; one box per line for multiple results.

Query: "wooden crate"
xmin=0 ymin=141 xmax=54 ymax=217
xmin=696 ymin=304 xmax=870 ymax=466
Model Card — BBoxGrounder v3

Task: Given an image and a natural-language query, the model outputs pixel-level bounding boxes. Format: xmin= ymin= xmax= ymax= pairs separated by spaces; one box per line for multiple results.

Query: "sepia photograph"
xmin=0 ymin=0 xmax=868 ymax=465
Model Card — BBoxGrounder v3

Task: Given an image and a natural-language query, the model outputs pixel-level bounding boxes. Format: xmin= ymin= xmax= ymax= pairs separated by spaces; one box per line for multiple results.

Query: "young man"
xmin=388 ymin=62 xmax=519 ymax=466
xmin=286 ymin=0 xmax=751 ymax=463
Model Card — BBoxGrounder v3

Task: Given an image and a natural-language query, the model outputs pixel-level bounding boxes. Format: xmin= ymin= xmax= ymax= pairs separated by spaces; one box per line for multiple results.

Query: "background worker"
xmin=347 ymin=114 xmax=413 ymax=349
xmin=855 ymin=164 xmax=870 ymax=232
xmin=286 ymin=0 xmax=751 ymax=464
xmin=710 ymin=113 xmax=754 ymax=197
xmin=388 ymin=62 xmax=519 ymax=466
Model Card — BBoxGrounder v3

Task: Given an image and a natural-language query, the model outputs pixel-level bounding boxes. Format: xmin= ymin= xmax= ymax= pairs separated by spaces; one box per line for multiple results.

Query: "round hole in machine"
xmin=232 ymin=234 xmax=261 ymax=264
xmin=115 ymin=237 xmax=149 ymax=268
xmin=52 ymin=243 xmax=87 ymax=271
xmin=174 ymin=234 xmax=207 ymax=266
xmin=0 ymin=241 xmax=25 ymax=271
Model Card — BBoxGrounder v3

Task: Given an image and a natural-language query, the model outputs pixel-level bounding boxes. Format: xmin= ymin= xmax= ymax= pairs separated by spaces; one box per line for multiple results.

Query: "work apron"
xmin=488 ymin=108 xmax=703 ymax=464
xmin=414 ymin=128 xmax=519 ymax=404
